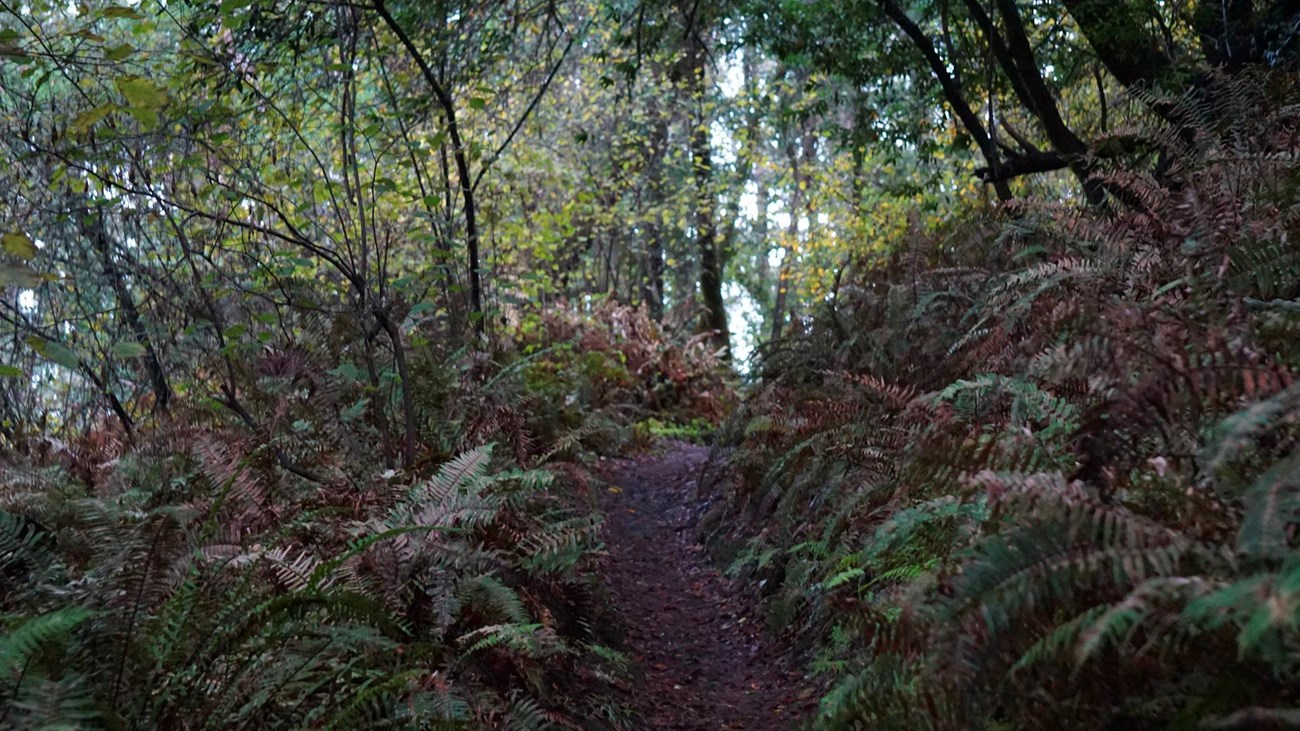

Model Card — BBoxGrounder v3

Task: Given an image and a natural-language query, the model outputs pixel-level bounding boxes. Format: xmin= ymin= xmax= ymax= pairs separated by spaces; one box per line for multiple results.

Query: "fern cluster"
xmin=709 ymin=71 xmax=1300 ymax=729
xmin=1 ymin=439 xmax=630 ymax=729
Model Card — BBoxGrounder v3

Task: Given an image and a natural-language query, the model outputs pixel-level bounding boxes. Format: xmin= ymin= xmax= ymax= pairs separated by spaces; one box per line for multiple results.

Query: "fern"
xmin=1236 ymin=450 xmax=1300 ymax=563
xmin=460 ymin=574 xmax=532 ymax=624
xmin=714 ymin=70 xmax=1300 ymax=729
xmin=0 ymin=607 xmax=92 ymax=675
xmin=0 ymin=510 xmax=53 ymax=578
xmin=459 ymin=623 xmax=547 ymax=656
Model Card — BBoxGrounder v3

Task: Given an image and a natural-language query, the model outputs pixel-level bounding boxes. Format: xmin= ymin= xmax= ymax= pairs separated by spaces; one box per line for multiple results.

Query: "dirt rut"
xmin=599 ymin=443 xmax=815 ymax=730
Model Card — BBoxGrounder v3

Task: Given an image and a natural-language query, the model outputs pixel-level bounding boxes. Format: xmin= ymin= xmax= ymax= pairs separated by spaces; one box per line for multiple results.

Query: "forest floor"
xmin=598 ymin=442 xmax=817 ymax=730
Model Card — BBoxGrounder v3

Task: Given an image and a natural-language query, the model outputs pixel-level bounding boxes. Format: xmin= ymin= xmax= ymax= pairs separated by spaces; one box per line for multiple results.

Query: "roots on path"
xmin=599 ymin=443 xmax=815 ymax=730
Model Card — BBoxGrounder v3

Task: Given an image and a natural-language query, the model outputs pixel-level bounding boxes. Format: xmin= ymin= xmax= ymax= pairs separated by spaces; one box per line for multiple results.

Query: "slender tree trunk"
xmin=771 ymin=124 xmax=812 ymax=342
xmin=771 ymin=224 xmax=795 ymax=343
xmin=879 ymin=0 xmax=1014 ymax=199
xmin=642 ymin=93 xmax=670 ymax=321
xmin=82 ymin=211 xmax=172 ymax=412
xmin=682 ymin=33 xmax=730 ymax=357
xmin=750 ymin=63 xmax=772 ymax=308
xmin=374 ymin=310 xmax=417 ymax=469
xmin=753 ymin=169 xmax=770 ymax=288
xmin=375 ymin=2 xmax=484 ymax=337
xmin=989 ymin=0 xmax=1105 ymax=204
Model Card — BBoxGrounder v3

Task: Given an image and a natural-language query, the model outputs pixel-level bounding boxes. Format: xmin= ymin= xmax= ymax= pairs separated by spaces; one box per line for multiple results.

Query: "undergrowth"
xmin=1 ymin=301 xmax=729 ymax=730
xmin=704 ymin=71 xmax=1300 ymax=729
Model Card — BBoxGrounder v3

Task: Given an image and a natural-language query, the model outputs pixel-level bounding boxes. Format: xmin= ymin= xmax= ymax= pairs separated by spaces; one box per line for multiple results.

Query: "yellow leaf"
xmin=2 ymin=233 xmax=36 ymax=260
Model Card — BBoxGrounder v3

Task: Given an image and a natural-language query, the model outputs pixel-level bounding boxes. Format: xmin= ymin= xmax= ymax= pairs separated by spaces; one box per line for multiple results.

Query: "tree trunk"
xmin=641 ymin=90 xmax=670 ymax=321
xmin=376 ymin=2 xmax=484 ymax=338
xmin=682 ymin=32 xmax=730 ymax=358
xmin=374 ymin=310 xmax=417 ymax=469
xmin=1060 ymin=0 xmax=1175 ymax=90
xmin=771 ymin=122 xmax=814 ymax=342
xmin=82 ymin=210 xmax=172 ymax=412
xmin=879 ymin=0 xmax=1014 ymax=199
xmin=989 ymin=0 xmax=1105 ymax=205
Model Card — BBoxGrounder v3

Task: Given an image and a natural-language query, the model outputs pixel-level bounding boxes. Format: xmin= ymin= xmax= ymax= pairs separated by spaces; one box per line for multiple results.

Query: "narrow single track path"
xmin=599 ymin=443 xmax=815 ymax=730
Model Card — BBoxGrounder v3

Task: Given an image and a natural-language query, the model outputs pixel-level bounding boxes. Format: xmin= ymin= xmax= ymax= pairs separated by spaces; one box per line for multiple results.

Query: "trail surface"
xmin=599 ymin=443 xmax=815 ymax=730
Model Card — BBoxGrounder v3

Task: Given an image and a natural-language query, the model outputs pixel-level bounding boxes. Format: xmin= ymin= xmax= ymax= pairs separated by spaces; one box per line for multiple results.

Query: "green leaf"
xmin=329 ymin=363 xmax=363 ymax=382
xmin=71 ymin=104 xmax=116 ymax=131
xmin=125 ymin=105 xmax=159 ymax=130
xmin=2 ymin=233 xmax=36 ymax=260
xmin=25 ymin=336 xmax=80 ymax=370
xmin=0 ymin=365 xmax=25 ymax=378
xmin=105 ymin=43 xmax=136 ymax=61
xmin=115 ymin=76 xmax=168 ymax=109
xmin=111 ymin=341 xmax=147 ymax=358
xmin=469 ymin=97 xmax=487 ymax=110
xmin=0 ymin=607 xmax=93 ymax=675
xmin=340 ymin=398 xmax=369 ymax=423
xmin=101 ymin=6 xmax=145 ymax=19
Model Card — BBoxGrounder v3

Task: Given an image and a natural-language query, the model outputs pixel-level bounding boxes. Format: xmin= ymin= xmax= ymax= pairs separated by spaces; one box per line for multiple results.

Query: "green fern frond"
xmin=945 ymin=498 xmax=1192 ymax=635
xmin=4 ymin=673 xmax=99 ymax=731
xmin=458 ymin=623 xmax=545 ymax=656
xmin=321 ymin=669 xmax=423 ymax=731
xmin=1075 ymin=576 xmax=1216 ymax=664
xmin=0 ymin=606 xmax=92 ymax=675
xmin=401 ymin=445 xmax=495 ymax=514
xmin=1010 ymin=604 xmax=1109 ymax=674
xmin=1236 ymin=450 xmax=1300 ymax=563
xmin=518 ymin=513 xmax=602 ymax=573
xmin=459 ymin=574 xmax=531 ymax=624
xmin=0 ymin=510 xmax=53 ymax=578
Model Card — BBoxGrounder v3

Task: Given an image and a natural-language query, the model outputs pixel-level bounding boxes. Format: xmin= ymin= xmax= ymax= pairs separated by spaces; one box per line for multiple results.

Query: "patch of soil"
xmin=598 ymin=442 xmax=816 ymax=730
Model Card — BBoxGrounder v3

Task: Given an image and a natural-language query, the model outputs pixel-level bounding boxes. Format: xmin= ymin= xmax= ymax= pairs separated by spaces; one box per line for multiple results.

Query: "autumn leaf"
xmin=2 ymin=232 xmax=36 ymax=260
xmin=115 ymin=76 xmax=169 ymax=110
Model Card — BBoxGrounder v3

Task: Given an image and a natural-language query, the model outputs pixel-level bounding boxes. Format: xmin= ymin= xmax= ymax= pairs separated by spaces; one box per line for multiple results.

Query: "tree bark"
xmin=374 ymin=310 xmax=416 ymax=469
xmin=990 ymin=0 xmax=1105 ymax=204
xmin=375 ymin=1 xmax=484 ymax=338
xmin=1059 ymin=0 xmax=1175 ymax=90
xmin=641 ymin=90 xmax=670 ymax=321
xmin=81 ymin=210 xmax=173 ymax=412
xmin=681 ymin=31 xmax=730 ymax=357
xmin=879 ymin=0 xmax=1014 ymax=200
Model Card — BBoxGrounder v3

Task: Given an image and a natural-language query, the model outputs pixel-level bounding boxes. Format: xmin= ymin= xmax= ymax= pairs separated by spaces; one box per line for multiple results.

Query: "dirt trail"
xmin=599 ymin=443 xmax=815 ymax=730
